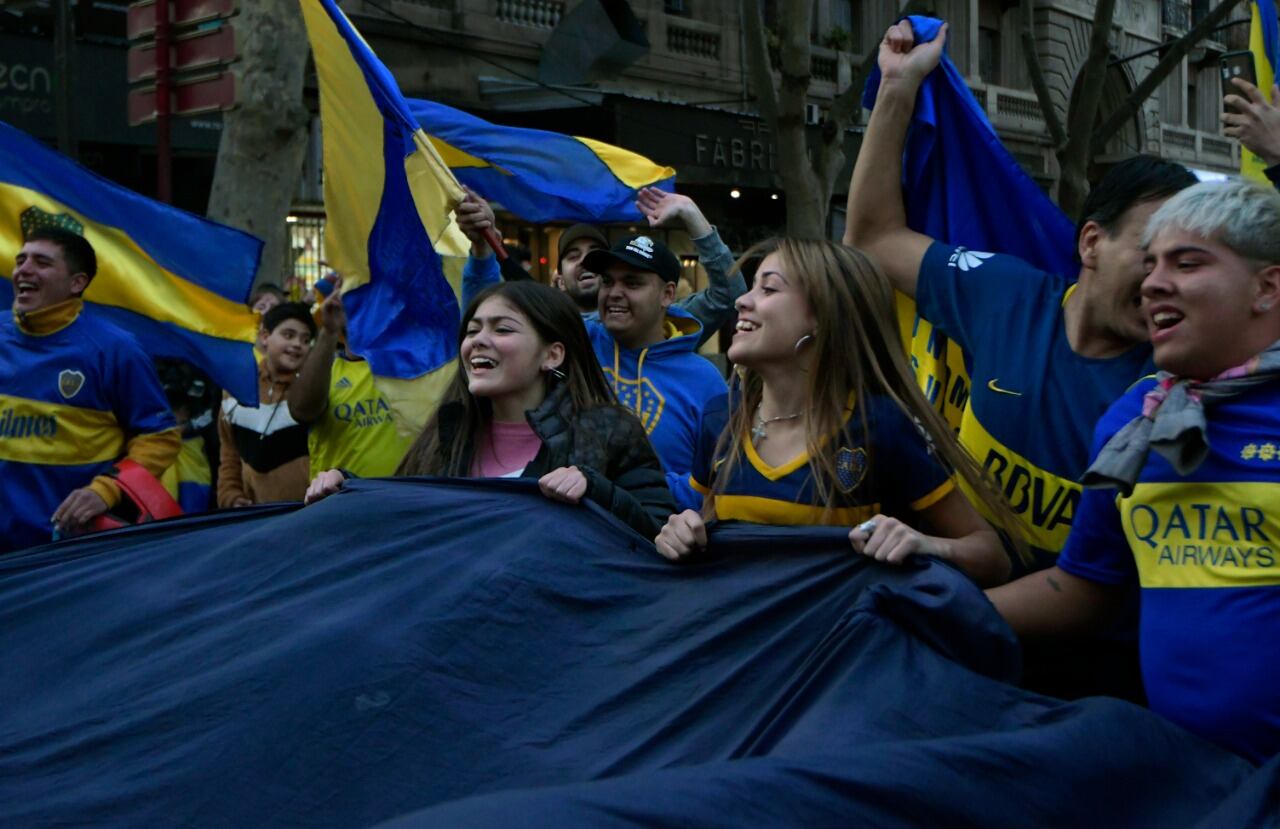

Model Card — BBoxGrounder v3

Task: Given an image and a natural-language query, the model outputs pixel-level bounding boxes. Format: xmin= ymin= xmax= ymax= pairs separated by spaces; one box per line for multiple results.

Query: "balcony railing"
xmin=495 ymin=0 xmax=563 ymax=29
xmin=667 ymin=23 xmax=720 ymax=60
xmin=1160 ymin=125 xmax=1238 ymax=169
xmin=967 ymin=82 xmax=1045 ymax=133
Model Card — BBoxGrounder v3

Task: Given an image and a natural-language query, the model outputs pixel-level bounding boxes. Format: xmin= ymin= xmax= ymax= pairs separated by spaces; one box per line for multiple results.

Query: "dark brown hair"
xmin=396 ymin=281 xmax=616 ymax=476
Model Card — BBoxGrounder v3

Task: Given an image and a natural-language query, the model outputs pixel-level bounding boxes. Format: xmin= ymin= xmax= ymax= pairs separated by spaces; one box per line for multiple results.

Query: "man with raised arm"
xmin=989 ymin=179 xmax=1280 ymax=763
xmin=846 ymin=19 xmax=1195 ymax=572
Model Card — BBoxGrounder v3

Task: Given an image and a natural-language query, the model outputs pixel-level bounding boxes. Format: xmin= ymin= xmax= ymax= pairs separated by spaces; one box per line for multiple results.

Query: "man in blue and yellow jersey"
xmin=990 ymin=179 xmax=1280 ymax=763
xmin=846 ymin=20 xmax=1196 ymax=571
xmin=0 ymin=224 xmax=178 ymax=551
xmin=287 ymin=277 xmax=412 ymax=478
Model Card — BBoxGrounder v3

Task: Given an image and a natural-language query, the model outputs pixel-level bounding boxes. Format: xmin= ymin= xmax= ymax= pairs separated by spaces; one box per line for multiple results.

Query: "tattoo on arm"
xmin=1046 ymin=574 xmax=1063 ymax=593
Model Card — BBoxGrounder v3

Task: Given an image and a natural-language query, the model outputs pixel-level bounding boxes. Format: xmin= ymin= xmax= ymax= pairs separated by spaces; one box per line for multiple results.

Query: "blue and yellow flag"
xmin=1243 ymin=0 xmax=1280 ymax=182
xmin=409 ymin=98 xmax=676 ymax=223
xmin=0 ymin=120 xmax=262 ymax=403
xmin=300 ymin=0 xmax=471 ymax=433
xmin=863 ymin=16 xmax=1076 ymax=430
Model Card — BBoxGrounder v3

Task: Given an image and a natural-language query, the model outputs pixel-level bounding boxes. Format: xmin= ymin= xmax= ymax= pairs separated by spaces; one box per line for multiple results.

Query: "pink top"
xmin=471 ymin=420 xmax=543 ymax=478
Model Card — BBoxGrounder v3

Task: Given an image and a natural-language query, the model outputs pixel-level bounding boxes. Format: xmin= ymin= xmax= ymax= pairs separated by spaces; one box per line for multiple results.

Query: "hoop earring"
xmin=794 ymin=333 xmax=815 ymax=354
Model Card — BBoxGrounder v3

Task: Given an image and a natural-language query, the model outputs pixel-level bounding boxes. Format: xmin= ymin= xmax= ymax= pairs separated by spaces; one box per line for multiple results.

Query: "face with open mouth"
xmin=261 ymin=318 xmax=313 ymax=375
xmin=462 ymin=296 xmax=558 ymax=406
xmin=1088 ymin=198 xmax=1167 ymax=347
xmin=556 ymin=238 xmax=605 ymax=309
xmin=727 ymin=252 xmax=816 ymax=368
xmin=11 ymin=239 xmax=87 ymax=314
xmin=597 ymin=265 xmax=671 ymax=349
xmin=1141 ymin=227 xmax=1267 ymax=379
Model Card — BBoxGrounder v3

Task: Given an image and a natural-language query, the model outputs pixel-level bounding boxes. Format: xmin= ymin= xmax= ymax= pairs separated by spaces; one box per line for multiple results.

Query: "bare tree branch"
xmin=1020 ymin=0 xmax=1067 ymax=147
xmin=1092 ymin=0 xmax=1246 ymax=150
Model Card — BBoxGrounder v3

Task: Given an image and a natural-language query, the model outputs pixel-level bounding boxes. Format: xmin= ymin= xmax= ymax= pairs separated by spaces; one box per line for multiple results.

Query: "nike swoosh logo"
xmin=987 ymin=379 xmax=1023 ymax=397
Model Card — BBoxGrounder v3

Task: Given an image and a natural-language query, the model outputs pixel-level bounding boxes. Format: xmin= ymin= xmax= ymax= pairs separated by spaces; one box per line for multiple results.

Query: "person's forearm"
xmin=924 ymin=527 xmax=1009 ymax=589
xmin=677 ymin=228 xmax=744 ymax=346
xmin=693 ymin=227 xmax=739 ymax=296
xmin=287 ymin=330 xmax=337 ymax=423
xmin=845 ymin=80 xmax=918 ymax=248
xmin=215 ymin=415 xmax=248 ymax=507
xmin=461 ymin=254 xmax=501 ymax=311
xmin=87 ymin=427 xmax=182 ymax=509
xmin=985 ymin=566 xmax=1117 ymax=640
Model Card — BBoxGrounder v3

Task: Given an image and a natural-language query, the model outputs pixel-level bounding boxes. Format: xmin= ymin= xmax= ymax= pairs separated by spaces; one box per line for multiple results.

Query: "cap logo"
xmin=626 ymin=236 xmax=656 ymax=259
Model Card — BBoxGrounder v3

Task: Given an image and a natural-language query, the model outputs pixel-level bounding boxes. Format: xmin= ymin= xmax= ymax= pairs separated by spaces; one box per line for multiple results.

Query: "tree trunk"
xmin=207 ymin=0 xmax=310 ymax=291
xmin=1054 ymin=0 xmax=1117 ymax=219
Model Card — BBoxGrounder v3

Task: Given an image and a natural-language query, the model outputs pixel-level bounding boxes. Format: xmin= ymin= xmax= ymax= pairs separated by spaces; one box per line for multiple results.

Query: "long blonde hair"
xmin=707 ymin=238 xmax=1026 ymax=562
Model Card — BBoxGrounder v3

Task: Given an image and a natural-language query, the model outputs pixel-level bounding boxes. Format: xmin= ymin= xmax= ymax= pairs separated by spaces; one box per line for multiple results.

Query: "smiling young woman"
xmin=305 ymin=282 xmax=674 ymax=539
xmin=655 ymin=238 xmax=1027 ymax=587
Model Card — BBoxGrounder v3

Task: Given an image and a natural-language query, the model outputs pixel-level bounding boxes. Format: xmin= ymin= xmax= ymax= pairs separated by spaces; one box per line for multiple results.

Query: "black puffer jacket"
xmin=434 ymin=385 xmax=674 ymax=539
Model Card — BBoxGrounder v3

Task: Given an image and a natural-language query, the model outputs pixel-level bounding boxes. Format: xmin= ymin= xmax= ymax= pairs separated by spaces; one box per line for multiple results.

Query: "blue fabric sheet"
xmin=0 ymin=480 xmax=1268 ymax=827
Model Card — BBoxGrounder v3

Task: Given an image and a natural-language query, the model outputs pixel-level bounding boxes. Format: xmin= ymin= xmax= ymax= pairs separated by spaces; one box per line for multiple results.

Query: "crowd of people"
xmin=2 ymin=21 xmax=1278 ymax=766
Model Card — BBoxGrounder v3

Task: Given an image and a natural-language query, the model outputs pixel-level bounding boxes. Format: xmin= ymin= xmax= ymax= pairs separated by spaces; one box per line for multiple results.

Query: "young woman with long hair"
xmin=654 ymin=238 xmax=1024 ymax=586
xmin=306 ymin=281 xmax=674 ymax=538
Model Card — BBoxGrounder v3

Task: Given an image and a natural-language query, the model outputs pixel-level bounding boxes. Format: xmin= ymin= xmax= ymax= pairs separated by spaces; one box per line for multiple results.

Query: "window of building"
xmin=831 ymin=0 xmax=853 ymax=31
xmin=978 ymin=26 xmax=1000 ymax=84
xmin=664 ymin=0 xmax=689 ymax=15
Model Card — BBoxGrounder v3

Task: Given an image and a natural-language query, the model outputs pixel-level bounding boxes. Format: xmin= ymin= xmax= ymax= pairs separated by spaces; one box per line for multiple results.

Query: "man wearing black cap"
xmin=458 ymin=188 xmax=743 ymax=347
xmin=582 ymin=234 xmax=727 ymax=510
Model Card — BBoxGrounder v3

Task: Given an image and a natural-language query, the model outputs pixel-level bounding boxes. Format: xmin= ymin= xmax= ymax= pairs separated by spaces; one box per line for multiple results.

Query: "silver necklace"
xmin=751 ymin=405 xmax=802 ymax=446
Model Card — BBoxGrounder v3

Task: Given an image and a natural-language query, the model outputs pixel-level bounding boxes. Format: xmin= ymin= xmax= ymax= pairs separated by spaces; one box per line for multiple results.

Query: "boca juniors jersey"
xmin=689 ymin=392 xmax=954 ymax=527
xmin=916 ymin=242 xmax=1154 ymax=570
xmin=1057 ymin=378 xmax=1280 ymax=763
xmin=0 ymin=308 xmax=175 ymax=551
xmin=307 ymin=355 xmax=412 ymax=478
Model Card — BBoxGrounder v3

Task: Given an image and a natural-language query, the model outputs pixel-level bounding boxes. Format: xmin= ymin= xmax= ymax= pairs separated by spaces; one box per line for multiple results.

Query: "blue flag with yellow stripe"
xmin=0 ymin=120 xmax=262 ymax=403
xmin=408 ymin=99 xmax=676 ymax=223
xmin=300 ymin=0 xmax=471 ymax=433
xmin=1243 ymin=0 xmax=1280 ymax=182
xmin=862 ymin=16 xmax=1076 ymax=429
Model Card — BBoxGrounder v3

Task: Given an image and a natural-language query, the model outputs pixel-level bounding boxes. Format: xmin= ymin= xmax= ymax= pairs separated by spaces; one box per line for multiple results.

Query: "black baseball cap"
xmin=582 ymin=235 xmax=682 ymax=284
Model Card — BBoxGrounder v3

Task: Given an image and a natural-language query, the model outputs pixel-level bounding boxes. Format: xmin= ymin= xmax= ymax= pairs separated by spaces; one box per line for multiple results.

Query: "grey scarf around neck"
xmin=1082 ymin=338 xmax=1280 ymax=496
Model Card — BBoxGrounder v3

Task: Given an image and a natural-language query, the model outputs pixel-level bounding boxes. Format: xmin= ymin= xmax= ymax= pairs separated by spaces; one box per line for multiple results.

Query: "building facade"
xmin=341 ymin=0 xmax=1248 ymax=200
xmin=2 ymin=2 xmax=1255 ymax=288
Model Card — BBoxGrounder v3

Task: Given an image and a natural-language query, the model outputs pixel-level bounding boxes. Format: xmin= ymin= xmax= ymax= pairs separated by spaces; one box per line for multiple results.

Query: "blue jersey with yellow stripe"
xmin=917 ymin=242 xmax=1154 ymax=569
xmin=0 ymin=309 xmax=175 ymax=551
xmin=689 ymin=392 xmax=954 ymax=527
xmin=1058 ymin=378 xmax=1280 ymax=763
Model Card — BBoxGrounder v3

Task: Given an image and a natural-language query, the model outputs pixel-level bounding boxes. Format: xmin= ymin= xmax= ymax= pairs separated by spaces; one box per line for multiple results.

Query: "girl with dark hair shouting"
xmin=306 ymin=281 xmax=673 ymax=539
xmin=655 ymin=239 xmax=1024 ymax=586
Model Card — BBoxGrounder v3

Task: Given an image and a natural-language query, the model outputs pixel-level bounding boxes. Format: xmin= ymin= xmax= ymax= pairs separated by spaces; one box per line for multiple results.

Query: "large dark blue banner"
xmin=0 ymin=480 xmax=1270 ymax=826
